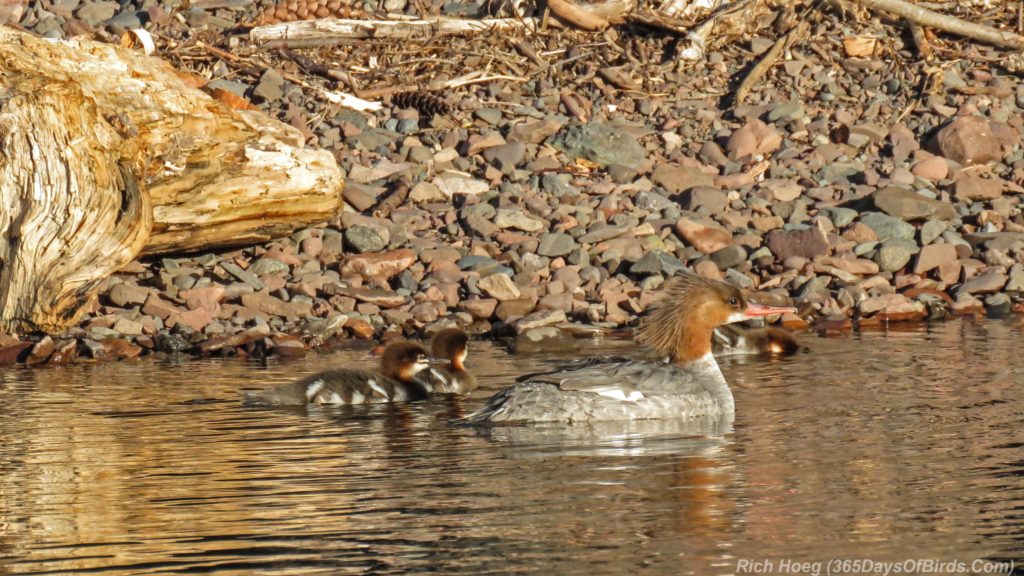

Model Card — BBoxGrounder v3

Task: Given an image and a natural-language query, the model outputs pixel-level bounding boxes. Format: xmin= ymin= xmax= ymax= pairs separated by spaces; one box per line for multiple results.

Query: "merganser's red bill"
xmin=744 ymin=302 xmax=797 ymax=317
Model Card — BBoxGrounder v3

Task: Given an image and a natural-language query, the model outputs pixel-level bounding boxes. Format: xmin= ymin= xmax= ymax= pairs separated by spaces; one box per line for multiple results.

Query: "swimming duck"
xmin=712 ymin=324 xmax=800 ymax=357
xmin=417 ymin=328 xmax=477 ymax=393
xmin=463 ymin=272 xmax=796 ymax=424
xmin=243 ymin=341 xmax=440 ymax=406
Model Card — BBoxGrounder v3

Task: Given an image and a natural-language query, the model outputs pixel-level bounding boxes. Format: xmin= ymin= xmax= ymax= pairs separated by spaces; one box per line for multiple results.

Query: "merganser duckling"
xmin=463 ymin=272 xmax=796 ymax=424
xmin=417 ymin=328 xmax=477 ymax=393
xmin=712 ymin=324 xmax=800 ymax=357
xmin=243 ymin=342 xmax=440 ymax=406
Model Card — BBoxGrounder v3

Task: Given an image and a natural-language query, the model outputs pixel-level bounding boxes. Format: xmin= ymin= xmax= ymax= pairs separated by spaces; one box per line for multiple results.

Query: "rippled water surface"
xmin=2 ymin=318 xmax=1023 ymax=575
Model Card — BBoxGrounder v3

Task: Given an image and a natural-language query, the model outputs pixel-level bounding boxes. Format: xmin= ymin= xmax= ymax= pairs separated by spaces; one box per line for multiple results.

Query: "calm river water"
xmin=1 ymin=318 xmax=1022 ymax=575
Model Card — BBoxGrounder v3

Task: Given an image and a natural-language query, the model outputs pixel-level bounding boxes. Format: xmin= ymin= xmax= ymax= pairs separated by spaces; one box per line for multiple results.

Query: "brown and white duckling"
xmin=463 ymin=272 xmax=796 ymax=424
xmin=417 ymin=328 xmax=477 ymax=393
xmin=712 ymin=324 xmax=800 ymax=357
xmin=243 ymin=342 xmax=442 ymax=406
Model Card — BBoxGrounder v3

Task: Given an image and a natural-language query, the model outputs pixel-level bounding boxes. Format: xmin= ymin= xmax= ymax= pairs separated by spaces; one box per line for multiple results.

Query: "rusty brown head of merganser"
xmin=635 ymin=272 xmax=796 ymax=365
xmin=419 ymin=328 xmax=477 ymax=393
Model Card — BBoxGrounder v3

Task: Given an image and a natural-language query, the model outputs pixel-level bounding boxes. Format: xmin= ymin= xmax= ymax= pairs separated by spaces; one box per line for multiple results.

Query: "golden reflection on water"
xmin=1 ymin=319 xmax=1023 ymax=575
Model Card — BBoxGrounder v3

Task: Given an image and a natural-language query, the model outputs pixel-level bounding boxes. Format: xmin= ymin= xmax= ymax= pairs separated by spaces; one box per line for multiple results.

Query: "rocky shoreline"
xmin=3 ymin=1 xmax=1024 ymax=365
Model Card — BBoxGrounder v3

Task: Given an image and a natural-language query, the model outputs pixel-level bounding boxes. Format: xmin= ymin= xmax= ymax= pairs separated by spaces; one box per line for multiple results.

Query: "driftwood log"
xmin=0 ymin=27 xmax=343 ymax=334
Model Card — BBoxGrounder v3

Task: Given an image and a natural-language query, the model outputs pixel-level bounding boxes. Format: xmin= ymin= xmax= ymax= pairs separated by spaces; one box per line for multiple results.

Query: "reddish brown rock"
xmin=675 ymin=218 xmax=732 ymax=254
xmin=913 ymin=243 xmax=958 ymax=275
xmin=954 ymin=176 xmax=1004 ymax=202
xmin=199 ymin=325 xmax=272 ymax=353
xmin=0 ymin=341 xmax=32 ymax=365
xmin=819 ymin=256 xmax=879 ymax=276
xmin=102 ymin=339 xmax=143 ymax=359
xmin=180 ymin=286 xmax=226 ymax=311
xmin=241 ymin=293 xmax=312 ymax=319
xmin=726 ymin=119 xmax=782 ymax=160
xmin=347 ymin=319 xmax=375 ymax=339
xmin=911 ymin=156 xmax=948 ymax=181
xmin=842 ymin=222 xmax=878 ymax=243
xmin=460 ymin=298 xmax=498 ymax=319
xmin=765 ymin=227 xmax=829 ymax=260
xmin=651 ymin=164 xmax=714 ymax=194
xmin=48 ymin=340 xmax=79 ymax=365
xmin=930 ymin=115 xmax=1001 ymax=166
xmin=495 ymin=298 xmax=536 ymax=321
xmin=25 ymin=337 xmax=55 ymax=365
xmin=142 ymin=294 xmax=183 ymax=320
xmin=340 ymin=249 xmax=417 ymax=280
xmin=173 ymin=305 xmax=220 ymax=332
xmin=508 ymin=118 xmax=563 ymax=144
xmin=109 ymin=283 xmax=151 ymax=307
xmin=272 ymin=334 xmax=308 ymax=357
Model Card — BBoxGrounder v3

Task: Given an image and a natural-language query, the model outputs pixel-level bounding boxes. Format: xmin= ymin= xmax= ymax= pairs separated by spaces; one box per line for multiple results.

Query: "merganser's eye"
xmin=728 ymin=297 xmax=739 ymax=307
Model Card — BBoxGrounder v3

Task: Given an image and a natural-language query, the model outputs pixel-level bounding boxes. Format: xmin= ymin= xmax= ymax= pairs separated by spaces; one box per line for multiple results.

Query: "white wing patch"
xmin=367 ymin=378 xmax=388 ymax=398
xmin=305 ymin=379 xmax=324 ymax=401
xmin=350 ymin=390 xmax=365 ymax=404
xmin=594 ymin=388 xmax=645 ymax=402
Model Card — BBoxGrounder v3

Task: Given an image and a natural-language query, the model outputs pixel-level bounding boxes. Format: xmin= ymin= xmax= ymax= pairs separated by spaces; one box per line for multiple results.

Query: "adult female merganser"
xmin=464 ymin=272 xmax=796 ymax=424
xmin=243 ymin=342 xmax=440 ymax=406
xmin=712 ymin=324 xmax=800 ymax=356
xmin=417 ymin=328 xmax=477 ymax=393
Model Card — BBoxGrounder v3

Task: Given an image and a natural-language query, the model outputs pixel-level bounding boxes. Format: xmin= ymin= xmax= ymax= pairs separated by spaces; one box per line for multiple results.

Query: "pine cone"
xmin=254 ymin=0 xmax=363 ymax=25
xmin=391 ymin=92 xmax=451 ymax=118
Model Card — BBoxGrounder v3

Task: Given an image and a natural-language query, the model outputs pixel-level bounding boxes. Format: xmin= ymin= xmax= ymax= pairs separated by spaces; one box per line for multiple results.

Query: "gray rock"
xmin=579 ymin=223 xmax=631 ymax=244
xmin=876 ymin=239 xmax=919 ymax=272
xmin=494 ymin=208 xmax=544 ymax=232
xmin=767 ymin=100 xmax=804 ymax=123
xmin=345 ymin=225 xmax=387 ymax=253
xmin=873 ymin=187 xmax=956 ymax=221
xmin=537 ymin=233 xmax=576 ymax=257
xmin=859 ymin=212 xmax=916 ymax=242
xmin=221 ymin=262 xmax=265 ymax=290
xmin=629 ymin=251 xmax=684 ymax=276
xmin=635 ymin=190 xmax=675 ymax=211
xmin=542 ymin=173 xmax=576 ymax=197
xmin=155 ymin=333 xmax=190 ymax=354
xmin=681 ymin=186 xmax=728 ymax=213
xmin=253 ymin=68 xmax=285 ymax=103
xmin=483 ymin=142 xmax=526 ymax=172
xmin=959 ymin=270 xmax=1007 ymax=295
xmin=822 ymin=207 xmax=858 ymax=228
xmin=474 ymin=108 xmax=503 ymax=125
xmin=75 ymin=1 xmax=117 ymax=24
xmin=552 ymin=122 xmax=647 ymax=169
xmin=710 ymin=245 xmax=747 ymax=270
xmin=248 ymin=257 xmax=291 ymax=276
xmin=920 ymin=220 xmax=947 ymax=245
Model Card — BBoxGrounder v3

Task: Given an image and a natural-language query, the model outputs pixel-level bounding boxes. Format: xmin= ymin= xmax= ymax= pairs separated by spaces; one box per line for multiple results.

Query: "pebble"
xmin=931 ymin=115 xmax=1001 ymax=166
xmin=552 ymin=122 xmax=647 ymax=169
xmin=873 ymin=187 xmax=956 ymax=221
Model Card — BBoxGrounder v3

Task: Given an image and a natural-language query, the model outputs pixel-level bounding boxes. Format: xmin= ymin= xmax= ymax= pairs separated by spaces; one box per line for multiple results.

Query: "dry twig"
xmin=851 ymin=0 xmax=1024 ymax=49
xmin=734 ymin=21 xmax=809 ymax=105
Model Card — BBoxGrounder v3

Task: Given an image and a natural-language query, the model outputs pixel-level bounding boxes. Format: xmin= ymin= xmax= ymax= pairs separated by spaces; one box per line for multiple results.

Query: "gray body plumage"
xmin=463 ymin=355 xmax=733 ymax=424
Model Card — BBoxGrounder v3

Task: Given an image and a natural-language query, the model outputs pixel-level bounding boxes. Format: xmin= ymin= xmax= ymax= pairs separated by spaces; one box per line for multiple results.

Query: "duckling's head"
xmin=764 ymin=326 xmax=800 ymax=355
xmin=636 ymin=272 xmax=796 ymax=364
xmin=431 ymin=328 xmax=469 ymax=371
xmin=380 ymin=342 xmax=432 ymax=382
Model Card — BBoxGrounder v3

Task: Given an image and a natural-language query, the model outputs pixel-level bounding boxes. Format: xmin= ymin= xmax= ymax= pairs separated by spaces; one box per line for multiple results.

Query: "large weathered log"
xmin=0 ymin=27 xmax=342 ymax=334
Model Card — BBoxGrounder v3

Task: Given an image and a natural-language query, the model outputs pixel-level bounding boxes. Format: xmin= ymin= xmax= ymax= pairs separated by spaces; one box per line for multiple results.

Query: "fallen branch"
xmin=734 ymin=21 xmax=808 ymax=105
xmin=851 ymin=0 xmax=1024 ymax=49
xmin=250 ymin=16 xmax=539 ymax=44
xmin=0 ymin=26 xmax=342 ymax=333
xmin=548 ymin=0 xmax=611 ymax=30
